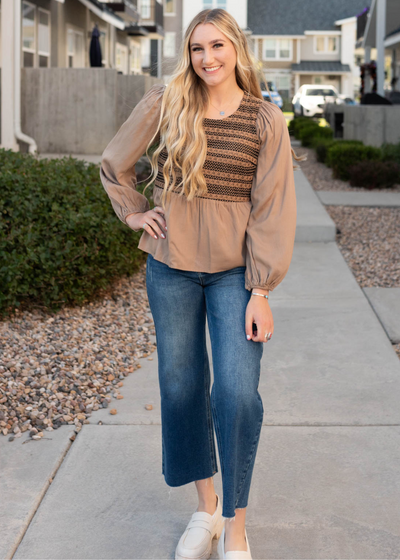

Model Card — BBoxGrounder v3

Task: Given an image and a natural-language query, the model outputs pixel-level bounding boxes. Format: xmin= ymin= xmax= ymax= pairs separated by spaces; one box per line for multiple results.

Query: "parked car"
xmin=292 ymin=84 xmax=343 ymax=117
xmin=260 ymin=81 xmax=283 ymax=109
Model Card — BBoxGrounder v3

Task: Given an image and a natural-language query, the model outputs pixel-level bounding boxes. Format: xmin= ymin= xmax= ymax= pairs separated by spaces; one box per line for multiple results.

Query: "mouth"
xmin=203 ymin=65 xmax=222 ymax=74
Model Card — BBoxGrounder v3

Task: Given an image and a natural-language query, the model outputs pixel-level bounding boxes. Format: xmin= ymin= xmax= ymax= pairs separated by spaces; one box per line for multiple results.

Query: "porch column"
xmin=364 ymin=46 xmax=372 ymax=94
xmin=376 ymin=0 xmax=386 ymax=96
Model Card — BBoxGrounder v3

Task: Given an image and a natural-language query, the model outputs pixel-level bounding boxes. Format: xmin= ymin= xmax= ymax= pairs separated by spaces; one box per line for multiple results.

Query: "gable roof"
xmin=248 ymin=0 xmax=372 ymax=35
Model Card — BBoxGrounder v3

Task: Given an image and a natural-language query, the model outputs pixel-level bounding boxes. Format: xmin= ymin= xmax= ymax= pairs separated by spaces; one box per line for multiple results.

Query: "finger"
xmin=151 ymin=208 xmax=167 ymax=231
xmin=142 ymin=222 xmax=159 ymax=239
xmin=245 ymin=311 xmax=254 ymax=341
xmin=146 ymin=217 xmax=166 ymax=239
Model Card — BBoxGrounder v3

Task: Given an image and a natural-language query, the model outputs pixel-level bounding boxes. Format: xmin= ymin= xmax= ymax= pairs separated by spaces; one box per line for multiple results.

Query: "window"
xmin=141 ymin=38 xmax=151 ymax=67
xmin=130 ymin=39 xmax=141 ymax=74
xmin=262 ymin=38 xmax=292 ymax=60
xmin=67 ymin=28 xmax=84 ymax=68
xmin=164 ymin=32 xmax=176 ymax=58
xmin=314 ymin=35 xmax=338 ymax=54
xmin=141 ymin=0 xmax=151 ymax=18
xmin=265 ymin=73 xmax=291 ymax=99
xmin=38 ymin=9 xmax=50 ymax=67
xmin=203 ymin=0 xmax=227 ymax=9
xmin=116 ymin=43 xmax=128 ymax=74
xmin=22 ymin=1 xmax=36 ymax=67
xmin=165 ymin=0 xmax=175 ymax=14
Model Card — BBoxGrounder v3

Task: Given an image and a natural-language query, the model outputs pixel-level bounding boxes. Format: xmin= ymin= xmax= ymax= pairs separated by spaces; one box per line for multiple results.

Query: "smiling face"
xmin=189 ymin=23 xmax=237 ymax=87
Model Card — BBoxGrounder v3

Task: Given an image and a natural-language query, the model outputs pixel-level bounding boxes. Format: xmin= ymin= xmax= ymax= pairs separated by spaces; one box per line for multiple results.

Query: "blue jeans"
xmin=145 ymin=253 xmax=264 ymax=518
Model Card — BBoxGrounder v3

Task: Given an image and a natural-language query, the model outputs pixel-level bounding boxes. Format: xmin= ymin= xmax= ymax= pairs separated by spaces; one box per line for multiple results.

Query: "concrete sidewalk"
xmin=2 ymin=168 xmax=400 ymax=560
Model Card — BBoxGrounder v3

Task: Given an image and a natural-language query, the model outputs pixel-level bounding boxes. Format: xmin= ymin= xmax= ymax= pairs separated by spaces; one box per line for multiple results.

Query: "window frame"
xmin=163 ymin=31 xmax=176 ymax=58
xmin=164 ymin=0 xmax=175 ymax=16
xmin=313 ymin=35 xmax=339 ymax=54
xmin=202 ymin=0 xmax=227 ymax=9
xmin=37 ymin=7 xmax=51 ymax=67
xmin=262 ymin=37 xmax=293 ymax=61
xmin=66 ymin=26 xmax=85 ymax=68
xmin=22 ymin=0 xmax=36 ymax=67
xmin=141 ymin=0 xmax=151 ymax=19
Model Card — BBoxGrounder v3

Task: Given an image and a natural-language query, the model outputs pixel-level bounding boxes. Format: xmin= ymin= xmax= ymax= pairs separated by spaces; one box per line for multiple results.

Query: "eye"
xmin=191 ymin=47 xmax=202 ymax=52
xmin=213 ymin=43 xmax=223 ymax=48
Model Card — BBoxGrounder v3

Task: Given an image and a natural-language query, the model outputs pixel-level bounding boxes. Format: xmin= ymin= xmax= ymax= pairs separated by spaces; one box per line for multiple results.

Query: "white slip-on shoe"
xmin=175 ymin=493 xmax=224 ymax=560
xmin=217 ymin=524 xmax=252 ymax=560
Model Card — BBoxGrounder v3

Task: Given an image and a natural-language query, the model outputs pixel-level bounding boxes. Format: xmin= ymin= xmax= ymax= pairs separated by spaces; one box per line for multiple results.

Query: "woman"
xmin=100 ymin=8 xmax=297 ymax=560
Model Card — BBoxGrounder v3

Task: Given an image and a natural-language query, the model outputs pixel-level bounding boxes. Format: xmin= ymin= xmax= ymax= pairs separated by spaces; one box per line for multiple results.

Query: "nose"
xmin=202 ymin=48 xmax=214 ymax=66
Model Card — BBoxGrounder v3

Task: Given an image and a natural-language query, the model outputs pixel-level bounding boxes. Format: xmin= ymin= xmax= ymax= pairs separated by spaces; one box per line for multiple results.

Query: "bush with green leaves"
xmin=0 ymin=149 xmax=152 ymax=317
xmin=299 ymin=124 xmax=333 ymax=148
xmin=326 ymin=144 xmax=382 ymax=180
xmin=314 ymin=139 xmax=363 ymax=164
xmin=288 ymin=116 xmax=313 ymax=138
xmin=381 ymin=142 xmax=400 ymax=165
xmin=348 ymin=161 xmax=400 ymax=189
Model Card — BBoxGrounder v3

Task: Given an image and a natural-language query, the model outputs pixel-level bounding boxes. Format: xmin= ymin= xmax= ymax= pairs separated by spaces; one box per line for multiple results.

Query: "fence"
xmin=19 ymin=68 xmax=162 ymax=154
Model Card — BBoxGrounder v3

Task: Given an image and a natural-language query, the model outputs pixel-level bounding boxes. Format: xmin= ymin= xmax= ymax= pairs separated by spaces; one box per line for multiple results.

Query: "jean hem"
xmin=164 ymin=469 xmax=218 ymax=488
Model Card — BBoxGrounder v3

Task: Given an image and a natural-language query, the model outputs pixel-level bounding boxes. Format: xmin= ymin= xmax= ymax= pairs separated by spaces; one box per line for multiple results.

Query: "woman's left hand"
xmin=245 ymin=294 xmax=274 ymax=343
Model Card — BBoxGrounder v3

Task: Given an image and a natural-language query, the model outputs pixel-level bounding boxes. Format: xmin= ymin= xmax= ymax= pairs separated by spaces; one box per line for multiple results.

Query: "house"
xmin=182 ymin=0 xmax=248 ymax=35
xmin=0 ymin=0 xmax=165 ymax=76
xmin=356 ymin=0 xmax=400 ymax=96
xmin=247 ymin=0 xmax=372 ymax=101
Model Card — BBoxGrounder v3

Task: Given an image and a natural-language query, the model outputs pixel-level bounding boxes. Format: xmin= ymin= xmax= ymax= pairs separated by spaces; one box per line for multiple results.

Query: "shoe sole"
xmin=175 ymin=516 xmax=225 ymax=560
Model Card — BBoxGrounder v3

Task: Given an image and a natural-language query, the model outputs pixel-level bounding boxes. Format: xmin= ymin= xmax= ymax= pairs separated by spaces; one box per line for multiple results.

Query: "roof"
xmin=292 ymin=61 xmax=351 ymax=73
xmin=248 ymin=0 xmax=372 ymax=35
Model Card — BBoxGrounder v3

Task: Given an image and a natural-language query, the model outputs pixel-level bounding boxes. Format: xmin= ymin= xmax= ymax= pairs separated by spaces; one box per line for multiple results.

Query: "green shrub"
xmin=288 ymin=116 xmax=313 ymax=138
xmin=0 ymin=149 xmax=151 ymax=317
xmin=348 ymin=161 xmax=400 ymax=189
xmin=300 ymin=125 xmax=333 ymax=148
xmin=326 ymin=144 xmax=382 ymax=180
xmin=314 ymin=139 xmax=364 ymax=164
xmin=381 ymin=142 xmax=400 ymax=165
xmin=315 ymin=139 xmax=336 ymax=162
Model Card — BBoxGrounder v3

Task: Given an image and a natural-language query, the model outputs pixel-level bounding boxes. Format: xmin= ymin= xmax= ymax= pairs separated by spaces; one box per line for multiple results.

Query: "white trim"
xmin=313 ymin=35 xmax=339 ymax=54
xmin=335 ymin=16 xmax=356 ymax=26
xmin=251 ymin=34 xmax=305 ymax=39
xmin=76 ymin=0 xmax=125 ymax=30
xmin=305 ymin=30 xmax=341 ymax=36
xmin=296 ymin=38 xmax=300 ymax=63
xmin=385 ymin=32 xmax=400 ymax=48
xmin=262 ymin=37 xmax=293 ymax=61
xmin=292 ymin=70 xmax=350 ymax=75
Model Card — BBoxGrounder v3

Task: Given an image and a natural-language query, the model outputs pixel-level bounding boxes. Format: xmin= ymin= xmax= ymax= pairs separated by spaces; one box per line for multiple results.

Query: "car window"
xmin=267 ymin=81 xmax=277 ymax=91
xmin=305 ymin=88 xmax=336 ymax=96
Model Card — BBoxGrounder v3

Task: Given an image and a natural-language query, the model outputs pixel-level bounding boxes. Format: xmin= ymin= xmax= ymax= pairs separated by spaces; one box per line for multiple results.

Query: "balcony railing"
xmin=141 ymin=0 xmax=163 ymax=28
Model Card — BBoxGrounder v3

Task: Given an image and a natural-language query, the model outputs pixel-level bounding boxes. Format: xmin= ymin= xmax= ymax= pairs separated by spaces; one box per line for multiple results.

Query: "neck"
xmin=206 ymin=78 xmax=242 ymax=105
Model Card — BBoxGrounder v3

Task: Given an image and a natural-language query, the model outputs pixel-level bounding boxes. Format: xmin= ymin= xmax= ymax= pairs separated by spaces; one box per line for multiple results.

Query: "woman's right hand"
xmin=126 ymin=206 xmax=167 ymax=239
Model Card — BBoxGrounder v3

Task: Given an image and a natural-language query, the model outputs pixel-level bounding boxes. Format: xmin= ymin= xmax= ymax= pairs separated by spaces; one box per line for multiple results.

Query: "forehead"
xmin=190 ymin=23 xmax=227 ymax=45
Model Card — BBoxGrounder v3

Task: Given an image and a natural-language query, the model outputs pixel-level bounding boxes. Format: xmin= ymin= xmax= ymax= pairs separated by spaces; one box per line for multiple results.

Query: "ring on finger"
xmin=264 ymin=332 xmax=272 ymax=340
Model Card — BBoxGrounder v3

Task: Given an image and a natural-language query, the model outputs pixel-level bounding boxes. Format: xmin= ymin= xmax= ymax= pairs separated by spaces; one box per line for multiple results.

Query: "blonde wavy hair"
xmin=143 ymin=8 xmax=302 ymax=208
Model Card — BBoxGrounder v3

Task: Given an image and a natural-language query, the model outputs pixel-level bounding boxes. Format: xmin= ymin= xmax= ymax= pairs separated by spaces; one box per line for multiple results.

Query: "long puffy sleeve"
xmin=100 ymin=83 xmax=165 ymax=231
xmin=245 ymin=101 xmax=297 ymax=292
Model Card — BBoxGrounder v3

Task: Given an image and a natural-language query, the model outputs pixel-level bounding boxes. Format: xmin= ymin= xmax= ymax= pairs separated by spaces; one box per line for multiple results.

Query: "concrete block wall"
xmin=20 ymin=69 xmax=162 ymax=154
xmin=325 ymin=103 xmax=400 ymax=147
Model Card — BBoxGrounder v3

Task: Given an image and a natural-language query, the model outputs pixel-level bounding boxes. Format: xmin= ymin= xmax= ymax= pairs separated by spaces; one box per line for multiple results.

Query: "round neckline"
xmin=203 ymin=90 xmax=248 ymax=122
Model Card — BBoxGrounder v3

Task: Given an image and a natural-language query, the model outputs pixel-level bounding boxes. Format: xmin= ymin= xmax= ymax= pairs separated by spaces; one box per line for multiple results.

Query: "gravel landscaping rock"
xmin=0 ymin=263 xmax=155 ymax=440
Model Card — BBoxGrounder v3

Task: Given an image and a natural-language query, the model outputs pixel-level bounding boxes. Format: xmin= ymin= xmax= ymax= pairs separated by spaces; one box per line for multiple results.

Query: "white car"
xmin=292 ymin=84 xmax=344 ymax=117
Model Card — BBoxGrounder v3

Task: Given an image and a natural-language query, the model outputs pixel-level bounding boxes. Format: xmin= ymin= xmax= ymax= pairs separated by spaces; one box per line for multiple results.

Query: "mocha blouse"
xmin=100 ymin=84 xmax=297 ymax=292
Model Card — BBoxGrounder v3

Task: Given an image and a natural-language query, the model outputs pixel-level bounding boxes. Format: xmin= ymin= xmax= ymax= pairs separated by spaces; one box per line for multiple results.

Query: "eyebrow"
xmin=190 ymin=39 xmax=226 ymax=47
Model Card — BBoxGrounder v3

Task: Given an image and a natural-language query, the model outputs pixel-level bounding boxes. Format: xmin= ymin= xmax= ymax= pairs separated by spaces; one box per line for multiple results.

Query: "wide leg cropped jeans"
xmin=145 ymin=253 xmax=264 ymax=519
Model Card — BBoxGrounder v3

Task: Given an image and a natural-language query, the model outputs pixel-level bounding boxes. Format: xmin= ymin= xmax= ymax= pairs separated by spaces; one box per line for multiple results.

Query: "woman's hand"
xmin=126 ymin=206 xmax=167 ymax=239
xmin=245 ymin=290 xmax=274 ymax=343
